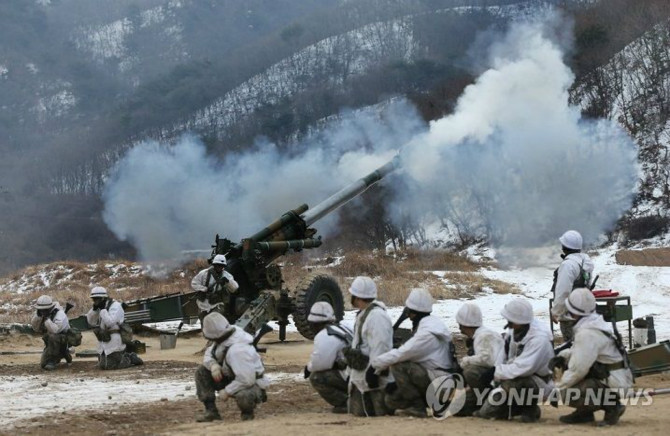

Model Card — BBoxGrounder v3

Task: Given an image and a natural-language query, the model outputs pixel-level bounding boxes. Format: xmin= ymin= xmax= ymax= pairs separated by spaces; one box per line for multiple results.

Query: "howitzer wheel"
xmin=293 ymin=273 xmax=344 ymax=340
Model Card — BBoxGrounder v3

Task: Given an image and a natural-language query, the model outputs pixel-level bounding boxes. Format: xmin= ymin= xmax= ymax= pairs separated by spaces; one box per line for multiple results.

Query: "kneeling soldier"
xmin=476 ymin=298 xmax=554 ymax=423
xmin=346 ymin=276 xmax=394 ymax=417
xmin=303 ymin=301 xmax=353 ymax=413
xmin=554 ymin=288 xmax=633 ymax=426
xmin=454 ymin=302 xmax=504 ymax=416
xmin=30 ymin=295 xmax=71 ymax=370
xmin=371 ymin=288 xmax=455 ymax=418
xmin=195 ymin=312 xmax=269 ymax=422
xmin=86 ymin=286 xmax=143 ymax=370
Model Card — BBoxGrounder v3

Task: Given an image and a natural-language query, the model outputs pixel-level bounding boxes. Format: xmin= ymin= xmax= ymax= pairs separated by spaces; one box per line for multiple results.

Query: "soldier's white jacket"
xmin=349 ymin=301 xmax=394 ymax=392
xmin=86 ymin=300 xmax=126 ymax=355
xmin=203 ymin=326 xmax=270 ymax=396
xmin=495 ymin=319 xmax=554 ymax=382
xmin=551 ymin=253 xmax=594 ymax=319
xmin=371 ymin=315 xmax=453 ymax=379
xmin=556 ymin=313 xmax=634 ymax=390
xmin=461 ymin=325 xmax=504 ymax=369
xmin=30 ymin=303 xmax=70 ymax=335
xmin=307 ymin=323 xmax=353 ymax=379
xmin=191 ymin=267 xmax=239 ymax=312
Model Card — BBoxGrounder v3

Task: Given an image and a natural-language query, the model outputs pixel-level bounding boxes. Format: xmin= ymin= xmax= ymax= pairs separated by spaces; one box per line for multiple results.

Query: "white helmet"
xmin=565 ymin=288 xmax=596 ymax=317
xmin=202 ymin=312 xmax=234 ymax=340
xmin=212 ymin=254 xmax=227 ymax=266
xmin=405 ymin=288 xmax=433 ymax=313
xmin=349 ymin=276 xmax=377 ymax=299
xmin=559 ymin=230 xmax=583 ymax=250
xmin=456 ymin=302 xmax=483 ymax=327
xmin=36 ymin=295 xmax=55 ymax=310
xmin=90 ymin=286 xmax=108 ymax=298
xmin=500 ymin=298 xmax=534 ymax=325
xmin=308 ymin=301 xmax=336 ymax=323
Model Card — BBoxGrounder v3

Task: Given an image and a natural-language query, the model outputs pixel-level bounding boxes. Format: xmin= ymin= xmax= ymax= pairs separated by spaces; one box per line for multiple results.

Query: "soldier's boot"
xmin=331 ymin=406 xmax=348 ymax=414
xmin=559 ymin=409 xmax=595 ymax=424
xmin=128 ymin=352 xmax=144 ymax=366
xmin=240 ymin=411 xmax=255 ymax=421
xmin=519 ymin=405 xmax=541 ymax=423
xmin=196 ymin=400 xmax=221 ymax=422
xmin=600 ymin=404 xmax=625 ymax=426
xmin=64 ymin=350 xmax=73 ymax=364
xmin=43 ymin=362 xmax=57 ymax=371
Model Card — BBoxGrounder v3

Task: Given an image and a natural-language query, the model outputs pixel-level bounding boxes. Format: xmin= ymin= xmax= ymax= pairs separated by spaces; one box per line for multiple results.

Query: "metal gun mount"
xmin=70 ymin=157 xmax=400 ymax=342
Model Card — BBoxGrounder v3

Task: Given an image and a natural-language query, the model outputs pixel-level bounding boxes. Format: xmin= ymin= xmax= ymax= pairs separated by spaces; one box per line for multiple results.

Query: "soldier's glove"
xmin=333 ymin=358 xmax=347 ymax=371
xmin=385 ymin=381 xmax=398 ymax=395
xmin=548 ymin=356 xmax=567 ymax=371
xmin=210 ymin=363 xmax=224 ymax=383
xmin=365 ymin=366 xmax=380 ymax=389
xmin=303 ymin=366 xmax=311 ymax=379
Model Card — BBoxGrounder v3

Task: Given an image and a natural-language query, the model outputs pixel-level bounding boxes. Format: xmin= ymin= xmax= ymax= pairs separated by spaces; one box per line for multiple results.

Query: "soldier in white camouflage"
xmin=453 ymin=302 xmax=504 ymax=416
xmin=86 ymin=286 xmax=143 ymax=370
xmin=345 ymin=276 xmax=394 ymax=417
xmin=195 ymin=312 xmax=269 ymax=422
xmin=30 ymin=295 xmax=71 ymax=370
xmin=371 ymin=288 xmax=455 ymax=418
xmin=303 ymin=301 xmax=353 ymax=413
xmin=191 ymin=254 xmax=239 ymax=322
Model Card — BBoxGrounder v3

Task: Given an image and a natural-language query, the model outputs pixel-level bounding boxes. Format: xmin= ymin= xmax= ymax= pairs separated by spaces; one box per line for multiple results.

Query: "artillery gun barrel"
xmin=256 ymin=239 xmax=322 ymax=251
xmin=302 ymin=156 xmax=399 ymax=226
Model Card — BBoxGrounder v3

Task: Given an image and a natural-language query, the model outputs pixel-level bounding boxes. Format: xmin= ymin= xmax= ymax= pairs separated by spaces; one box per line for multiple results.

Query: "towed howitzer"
xmin=70 ymin=157 xmax=400 ymax=342
xmin=214 ymin=156 xmax=400 ymax=341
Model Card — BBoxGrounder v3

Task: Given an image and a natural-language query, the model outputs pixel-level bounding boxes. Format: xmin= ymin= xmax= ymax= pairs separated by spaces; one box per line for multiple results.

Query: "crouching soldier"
xmin=195 ymin=312 xmax=269 ymax=422
xmin=303 ymin=302 xmax=353 ymax=414
xmin=370 ymin=288 xmax=454 ymax=417
xmin=553 ymin=288 xmax=633 ymax=426
xmin=30 ymin=295 xmax=71 ymax=370
xmin=476 ymin=298 xmax=554 ymax=423
xmin=86 ymin=286 xmax=143 ymax=370
xmin=454 ymin=302 xmax=504 ymax=416
xmin=345 ymin=276 xmax=394 ymax=417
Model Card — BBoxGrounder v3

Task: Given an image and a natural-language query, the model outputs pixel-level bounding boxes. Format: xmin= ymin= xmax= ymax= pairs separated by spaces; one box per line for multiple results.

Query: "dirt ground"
xmin=2 ymin=330 xmax=670 ymax=436
xmin=615 ymin=247 xmax=670 ymax=267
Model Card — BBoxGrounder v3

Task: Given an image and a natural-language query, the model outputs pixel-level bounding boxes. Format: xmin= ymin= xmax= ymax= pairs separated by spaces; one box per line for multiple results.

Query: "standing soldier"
xmin=86 ymin=286 xmax=143 ymax=370
xmin=551 ymin=230 xmax=594 ymax=342
xmin=454 ymin=302 xmax=504 ymax=416
xmin=195 ymin=312 xmax=269 ymax=422
xmin=553 ymin=288 xmax=632 ymax=426
xmin=475 ymin=298 xmax=554 ymax=423
xmin=345 ymin=276 xmax=394 ymax=417
xmin=303 ymin=301 xmax=353 ymax=413
xmin=371 ymin=288 xmax=455 ymax=418
xmin=30 ymin=295 xmax=71 ymax=370
xmin=191 ymin=254 xmax=239 ymax=322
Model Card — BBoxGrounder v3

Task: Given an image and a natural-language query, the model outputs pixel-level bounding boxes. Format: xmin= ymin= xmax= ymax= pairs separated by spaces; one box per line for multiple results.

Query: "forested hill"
xmin=0 ymin=0 xmax=668 ymax=275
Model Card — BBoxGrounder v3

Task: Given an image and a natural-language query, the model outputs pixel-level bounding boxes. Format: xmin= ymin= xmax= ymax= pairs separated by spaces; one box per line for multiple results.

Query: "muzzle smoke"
xmin=103 ymin=11 xmax=638 ymax=261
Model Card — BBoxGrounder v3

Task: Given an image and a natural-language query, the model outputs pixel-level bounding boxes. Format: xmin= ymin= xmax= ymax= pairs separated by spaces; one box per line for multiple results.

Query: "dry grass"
xmin=0 ymin=249 xmax=517 ymax=324
xmin=280 ymin=249 xmax=515 ymax=307
xmin=0 ymin=259 xmax=209 ymax=324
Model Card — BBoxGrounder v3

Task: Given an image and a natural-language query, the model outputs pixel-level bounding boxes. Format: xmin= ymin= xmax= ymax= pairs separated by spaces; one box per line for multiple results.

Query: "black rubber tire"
xmin=293 ymin=273 xmax=344 ymax=340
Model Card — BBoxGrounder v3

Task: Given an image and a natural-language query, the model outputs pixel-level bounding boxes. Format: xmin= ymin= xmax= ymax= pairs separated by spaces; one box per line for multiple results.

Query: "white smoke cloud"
xmin=395 ymin=11 xmax=638 ymax=247
xmin=103 ymin=11 xmax=639 ymax=261
xmin=102 ymin=101 xmax=423 ymax=261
